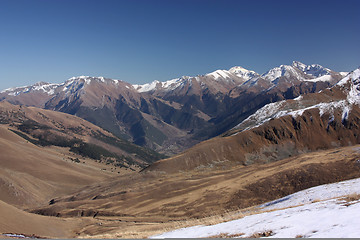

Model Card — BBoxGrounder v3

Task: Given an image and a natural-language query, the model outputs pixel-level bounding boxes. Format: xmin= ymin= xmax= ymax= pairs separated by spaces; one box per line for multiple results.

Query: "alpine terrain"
xmin=1 ymin=62 xmax=359 ymax=238
xmin=0 ymin=61 xmax=347 ymax=155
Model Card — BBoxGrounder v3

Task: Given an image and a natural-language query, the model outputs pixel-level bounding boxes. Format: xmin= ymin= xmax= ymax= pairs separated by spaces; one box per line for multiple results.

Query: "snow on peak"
xmin=337 ymin=68 xmax=360 ymax=105
xmin=66 ymin=76 xmax=92 ymax=86
xmin=337 ymin=68 xmax=360 ymax=86
xmin=234 ymin=68 xmax=360 ymax=132
xmin=292 ymin=61 xmax=332 ymax=77
xmin=1 ymin=82 xmax=60 ymax=96
xmin=133 ymin=80 xmax=161 ymax=93
xmin=229 ymin=66 xmax=259 ymax=81
xmin=133 ymin=77 xmax=191 ymax=93
xmin=162 ymin=77 xmax=190 ymax=90
xmin=261 ymin=65 xmax=301 ymax=82
xmin=31 ymin=82 xmax=60 ymax=95
xmin=133 ymin=66 xmax=259 ymax=93
xmin=206 ymin=69 xmax=234 ymax=81
xmin=292 ymin=61 xmax=307 ymax=71
xmin=66 ymin=76 xmax=121 ymax=86
xmin=68 ymin=76 xmax=91 ymax=81
xmin=62 ymin=76 xmax=124 ymax=94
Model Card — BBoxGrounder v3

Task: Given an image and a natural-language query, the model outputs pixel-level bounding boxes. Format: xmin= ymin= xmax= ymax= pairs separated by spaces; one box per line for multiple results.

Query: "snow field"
xmin=152 ymin=177 xmax=360 ymax=238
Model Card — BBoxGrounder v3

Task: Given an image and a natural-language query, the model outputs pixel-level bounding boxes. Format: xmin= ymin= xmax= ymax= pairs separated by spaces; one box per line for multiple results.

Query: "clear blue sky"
xmin=1 ymin=0 xmax=359 ymax=90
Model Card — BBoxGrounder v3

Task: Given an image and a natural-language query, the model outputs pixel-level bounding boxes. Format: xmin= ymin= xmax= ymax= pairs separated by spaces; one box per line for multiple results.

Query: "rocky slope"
xmin=0 ymin=101 xmax=163 ymax=169
xmin=145 ymin=68 xmax=360 ymax=173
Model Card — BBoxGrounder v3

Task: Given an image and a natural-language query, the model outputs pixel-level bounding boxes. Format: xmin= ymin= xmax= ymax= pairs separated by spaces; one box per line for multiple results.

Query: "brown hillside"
xmin=0 ymin=124 xmax=116 ymax=209
xmin=145 ymin=103 xmax=360 ymax=173
xmin=30 ymin=145 xmax=360 ymax=238
xmin=0 ymin=200 xmax=87 ymax=238
xmin=0 ymin=101 xmax=163 ymax=168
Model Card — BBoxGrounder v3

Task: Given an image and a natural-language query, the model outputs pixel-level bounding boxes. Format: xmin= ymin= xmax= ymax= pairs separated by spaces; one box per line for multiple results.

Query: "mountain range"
xmin=0 ymin=61 xmax=347 ymax=155
xmin=146 ymin=67 xmax=360 ymax=173
xmin=1 ymin=61 xmax=360 ymax=238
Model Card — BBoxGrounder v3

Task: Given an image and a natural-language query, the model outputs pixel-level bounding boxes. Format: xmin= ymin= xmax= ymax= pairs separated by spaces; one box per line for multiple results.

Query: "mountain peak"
xmin=292 ymin=61 xmax=332 ymax=77
xmin=261 ymin=64 xmax=301 ymax=82
xmin=0 ymin=81 xmax=60 ymax=96
xmin=229 ymin=66 xmax=259 ymax=80
xmin=337 ymin=68 xmax=360 ymax=86
xmin=206 ymin=69 xmax=233 ymax=80
xmin=292 ymin=61 xmax=307 ymax=71
xmin=66 ymin=76 xmax=122 ymax=86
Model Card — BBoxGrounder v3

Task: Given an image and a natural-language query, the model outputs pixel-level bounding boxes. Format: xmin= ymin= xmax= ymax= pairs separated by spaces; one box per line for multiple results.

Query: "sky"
xmin=0 ymin=0 xmax=359 ymax=90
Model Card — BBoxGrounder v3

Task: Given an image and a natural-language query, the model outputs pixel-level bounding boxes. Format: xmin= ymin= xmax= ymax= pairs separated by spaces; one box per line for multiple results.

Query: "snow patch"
xmin=3 ymin=234 xmax=28 ymax=238
xmin=206 ymin=70 xmax=233 ymax=81
xmin=229 ymin=66 xmax=259 ymax=81
xmin=303 ymin=75 xmax=332 ymax=82
xmin=261 ymin=65 xmax=302 ymax=83
xmin=261 ymin=177 xmax=360 ymax=210
xmin=235 ymin=68 xmax=360 ymax=131
xmin=292 ymin=61 xmax=332 ymax=77
xmin=294 ymin=95 xmax=303 ymax=101
xmin=1 ymin=82 xmax=60 ymax=96
xmin=337 ymin=68 xmax=360 ymax=86
xmin=134 ymin=80 xmax=160 ymax=92
xmin=152 ymin=177 xmax=360 ymax=238
xmin=340 ymin=72 xmax=349 ymax=77
xmin=134 ymin=66 xmax=258 ymax=93
xmin=134 ymin=77 xmax=190 ymax=92
xmin=163 ymin=78 xmax=186 ymax=90
xmin=234 ymin=101 xmax=287 ymax=131
xmin=235 ymin=99 xmax=351 ymax=132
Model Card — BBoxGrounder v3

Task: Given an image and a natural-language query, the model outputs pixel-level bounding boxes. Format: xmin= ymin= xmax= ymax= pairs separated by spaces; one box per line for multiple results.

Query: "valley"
xmin=0 ymin=63 xmax=359 ymax=238
xmin=1 ymin=0 xmax=359 ymax=237
xmin=0 ymin=62 xmax=346 ymax=155
xmin=26 ymin=145 xmax=360 ymax=238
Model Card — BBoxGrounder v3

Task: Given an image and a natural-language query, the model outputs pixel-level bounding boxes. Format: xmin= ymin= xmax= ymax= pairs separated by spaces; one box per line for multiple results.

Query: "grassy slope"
xmin=31 ymin=145 xmax=360 ymax=238
xmin=0 ymin=200 xmax=87 ymax=239
xmin=0 ymin=125 xmax=116 ymax=209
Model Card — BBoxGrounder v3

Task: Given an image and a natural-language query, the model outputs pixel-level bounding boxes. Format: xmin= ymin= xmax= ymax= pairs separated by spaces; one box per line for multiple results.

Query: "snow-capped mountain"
xmin=145 ymin=66 xmax=360 ymax=173
xmin=0 ymin=82 xmax=62 ymax=107
xmin=228 ymin=61 xmax=345 ymax=99
xmin=261 ymin=64 xmax=306 ymax=83
xmin=133 ymin=66 xmax=258 ymax=95
xmin=0 ymin=82 xmax=60 ymax=96
xmin=258 ymin=61 xmax=343 ymax=86
xmin=228 ymin=66 xmax=260 ymax=80
xmin=234 ymin=68 xmax=360 ymax=132
xmin=292 ymin=60 xmax=334 ymax=77
xmin=0 ymin=61 xmax=351 ymax=155
xmin=133 ymin=61 xmax=340 ymax=95
xmin=133 ymin=76 xmax=192 ymax=93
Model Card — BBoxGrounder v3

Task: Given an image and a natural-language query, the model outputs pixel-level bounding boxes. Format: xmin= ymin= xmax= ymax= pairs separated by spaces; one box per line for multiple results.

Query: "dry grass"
xmin=248 ymin=230 xmax=274 ymax=238
xmin=77 ymin=208 xmax=257 ymax=239
xmin=2 ymin=119 xmax=360 ymax=239
xmin=208 ymin=232 xmax=245 ymax=238
xmin=338 ymin=193 xmax=360 ymax=207
xmin=311 ymin=199 xmax=321 ymax=203
xmin=47 ymin=145 xmax=360 ymax=238
xmin=342 ymin=193 xmax=360 ymax=202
